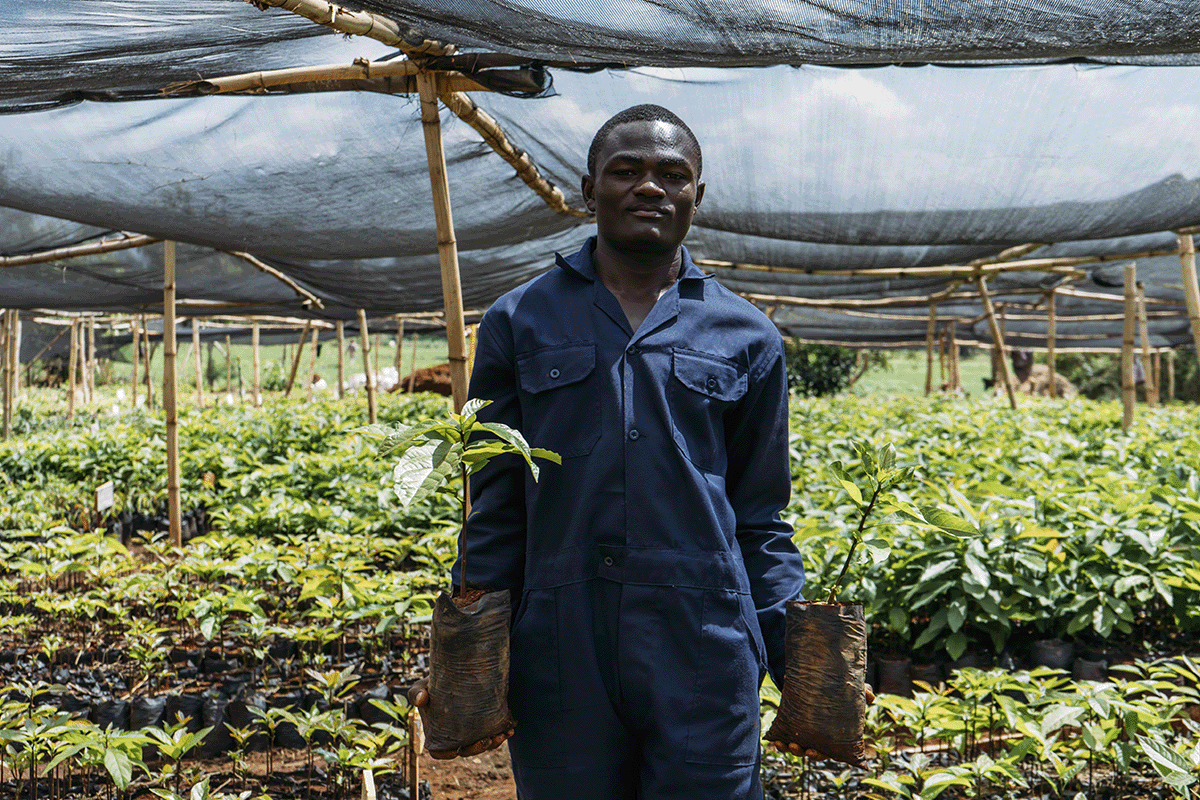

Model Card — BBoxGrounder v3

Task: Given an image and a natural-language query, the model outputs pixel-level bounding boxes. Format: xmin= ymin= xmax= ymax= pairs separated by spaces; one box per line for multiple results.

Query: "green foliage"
xmin=784 ymin=341 xmax=859 ymax=397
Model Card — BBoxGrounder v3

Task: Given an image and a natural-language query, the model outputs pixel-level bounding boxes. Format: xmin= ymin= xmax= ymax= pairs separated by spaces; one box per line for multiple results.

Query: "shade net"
xmin=3 ymin=4 xmax=1200 ymax=351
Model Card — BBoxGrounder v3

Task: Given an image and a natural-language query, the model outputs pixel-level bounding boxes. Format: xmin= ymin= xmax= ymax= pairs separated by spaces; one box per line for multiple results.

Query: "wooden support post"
xmin=976 ymin=276 xmax=1017 ymax=409
xmin=307 ymin=326 xmax=319 ymax=402
xmin=225 ymin=334 xmax=233 ymax=395
xmin=131 ymin=316 xmax=140 ymax=409
xmin=284 ymin=320 xmax=311 ymax=397
xmin=1152 ymin=349 xmax=1161 ymax=403
xmin=1046 ymin=288 xmax=1058 ymax=399
xmin=336 ymin=320 xmax=346 ymax=400
xmin=193 ymin=319 xmax=205 ymax=408
xmin=1167 ymin=349 xmax=1176 ymax=401
xmin=67 ymin=320 xmax=78 ymax=420
xmin=949 ymin=324 xmax=961 ymax=392
xmin=1121 ymin=264 xmax=1137 ymax=431
xmin=87 ymin=317 xmax=97 ymax=403
xmin=924 ymin=304 xmax=937 ymax=397
xmin=163 ymin=241 xmax=183 ymax=548
xmin=1177 ymin=232 xmax=1200 ymax=401
xmin=1136 ymin=282 xmax=1157 ymax=407
xmin=358 ymin=310 xmax=377 ymax=423
xmin=937 ymin=326 xmax=947 ymax=387
xmin=395 ymin=318 xmax=404 ymax=372
xmin=373 ymin=332 xmax=381 ymax=379
xmin=417 ymin=71 xmax=469 ymax=412
xmin=10 ymin=311 xmax=20 ymax=401
xmin=409 ymin=331 xmax=418 ymax=393
xmin=142 ymin=316 xmax=154 ymax=409
xmin=252 ymin=320 xmax=262 ymax=407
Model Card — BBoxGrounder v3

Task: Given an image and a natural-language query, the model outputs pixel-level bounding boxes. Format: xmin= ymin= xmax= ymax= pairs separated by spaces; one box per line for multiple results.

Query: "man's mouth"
xmin=629 ymin=207 xmax=668 ymax=218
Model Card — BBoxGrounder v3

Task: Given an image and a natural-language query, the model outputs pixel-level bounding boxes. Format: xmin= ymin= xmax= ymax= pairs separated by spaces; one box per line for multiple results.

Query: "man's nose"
xmin=633 ymin=176 xmax=666 ymax=197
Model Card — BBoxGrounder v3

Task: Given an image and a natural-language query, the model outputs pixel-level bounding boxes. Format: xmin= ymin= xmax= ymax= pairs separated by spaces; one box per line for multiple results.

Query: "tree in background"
xmin=784 ymin=341 xmax=883 ymax=397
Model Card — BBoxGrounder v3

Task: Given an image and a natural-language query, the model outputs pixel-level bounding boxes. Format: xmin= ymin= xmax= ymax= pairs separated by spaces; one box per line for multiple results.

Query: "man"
xmin=414 ymin=104 xmax=806 ymax=799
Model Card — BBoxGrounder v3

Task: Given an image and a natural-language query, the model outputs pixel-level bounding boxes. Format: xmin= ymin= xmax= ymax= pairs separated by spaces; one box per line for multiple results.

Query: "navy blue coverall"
xmin=460 ymin=238 xmax=806 ymax=799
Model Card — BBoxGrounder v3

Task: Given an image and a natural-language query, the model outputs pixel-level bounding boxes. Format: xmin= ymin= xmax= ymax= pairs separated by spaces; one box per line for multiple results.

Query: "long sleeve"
xmin=456 ymin=309 xmax=527 ymax=595
xmin=724 ymin=335 xmax=805 ymax=689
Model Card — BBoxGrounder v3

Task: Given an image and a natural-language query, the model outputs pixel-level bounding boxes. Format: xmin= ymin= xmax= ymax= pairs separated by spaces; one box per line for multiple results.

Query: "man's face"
xmin=582 ymin=119 xmax=705 ymax=257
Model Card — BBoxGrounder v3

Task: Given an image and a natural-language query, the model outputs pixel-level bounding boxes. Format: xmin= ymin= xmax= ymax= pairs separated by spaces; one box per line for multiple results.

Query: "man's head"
xmin=582 ymin=105 xmax=705 ymax=257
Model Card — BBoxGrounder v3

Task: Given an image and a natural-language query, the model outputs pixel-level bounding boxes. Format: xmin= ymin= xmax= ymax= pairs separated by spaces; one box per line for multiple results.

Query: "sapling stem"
xmin=826 ymin=483 xmax=883 ymax=604
xmin=459 ymin=464 xmax=468 ymax=597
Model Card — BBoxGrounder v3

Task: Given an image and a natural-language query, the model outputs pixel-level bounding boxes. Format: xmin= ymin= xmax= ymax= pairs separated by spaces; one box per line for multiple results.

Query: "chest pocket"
xmin=669 ymin=349 xmax=747 ymax=473
xmin=516 ymin=343 xmax=600 ymax=459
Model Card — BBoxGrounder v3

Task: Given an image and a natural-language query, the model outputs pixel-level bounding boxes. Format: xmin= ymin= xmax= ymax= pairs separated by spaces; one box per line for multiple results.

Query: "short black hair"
xmin=587 ymin=104 xmax=702 ymax=178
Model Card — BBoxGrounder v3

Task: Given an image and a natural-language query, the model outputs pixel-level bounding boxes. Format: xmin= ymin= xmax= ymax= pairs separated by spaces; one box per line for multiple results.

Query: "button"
xmin=627 ymin=345 xmax=639 ymax=356
xmin=549 ymin=368 xmax=560 ymax=379
xmin=706 ymin=375 xmax=718 ymax=389
xmin=603 ymin=556 xmax=614 ymax=567
xmin=628 ymin=429 xmax=640 ymax=440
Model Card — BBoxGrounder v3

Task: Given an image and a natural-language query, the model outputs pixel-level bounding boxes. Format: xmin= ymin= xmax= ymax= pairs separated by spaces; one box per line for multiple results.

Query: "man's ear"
xmin=581 ymin=173 xmax=596 ymax=212
xmin=694 ymin=181 xmax=706 ymax=210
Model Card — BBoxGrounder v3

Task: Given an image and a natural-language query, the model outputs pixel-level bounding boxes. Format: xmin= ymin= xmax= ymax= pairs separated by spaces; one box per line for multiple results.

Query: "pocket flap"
xmin=517 ymin=344 xmax=595 ymax=394
xmin=672 ymin=349 xmax=746 ymax=401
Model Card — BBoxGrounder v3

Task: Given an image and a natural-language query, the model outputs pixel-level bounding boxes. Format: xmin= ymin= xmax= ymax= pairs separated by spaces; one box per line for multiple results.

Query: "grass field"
xmin=852 ymin=348 xmax=995 ymax=397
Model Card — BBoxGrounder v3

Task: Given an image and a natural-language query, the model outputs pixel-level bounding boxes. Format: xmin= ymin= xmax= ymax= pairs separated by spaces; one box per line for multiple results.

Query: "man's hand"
xmin=407 ymin=679 xmax=516 ymax=760
xmin=768 ymin=683 xmax=875 ymax=759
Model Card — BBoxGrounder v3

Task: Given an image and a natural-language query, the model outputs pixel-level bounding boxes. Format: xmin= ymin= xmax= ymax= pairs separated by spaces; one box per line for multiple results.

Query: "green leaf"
xmin=391 ymin=440 xmax=463 ymax=510
xmin=918 ymin=506 xmax=979 ymax=537
xmin=862 ymin=538 xmax=891 ymax=565
xmin=104 ymin=748 xmax=133 ymax=790
xmin=1137 ymin=735 xmax=1195 ymax=782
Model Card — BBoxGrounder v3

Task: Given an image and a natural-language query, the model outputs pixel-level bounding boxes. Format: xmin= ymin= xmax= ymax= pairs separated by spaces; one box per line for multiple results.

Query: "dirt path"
xmin=420 ymin=746 xmax=517 ymax=800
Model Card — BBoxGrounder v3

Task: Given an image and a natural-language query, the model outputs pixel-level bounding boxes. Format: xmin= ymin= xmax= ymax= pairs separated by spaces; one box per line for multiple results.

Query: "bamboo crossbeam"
xmin=165 ymin=58 xmax=419 ymax=95
xmin=976 ymin=276 xmax=1017 ymax=409
xmin=0 ymin=233 xmax=158 ymax=268
xmin=1137 ymin=282 xmax=1158 ymax=407
xmin=1122 ymin=265 xmax=1137 ymax=431
xmin=440 ymin=90 xmax=591 ymax=218
xmin=418 ymin=72 xmax=469 ymax=412
xmin=227 ymin=251 xmax=324 ymax=309
xmin=248 ymin=0 xmax=453 ymax=57
xmin=164 ymin=66 xmax=489 ymax=97
xmin=163 ymin=242 xmax=183 ymax=548
xmin=964 ymin=242 xmax=1047 ymax=266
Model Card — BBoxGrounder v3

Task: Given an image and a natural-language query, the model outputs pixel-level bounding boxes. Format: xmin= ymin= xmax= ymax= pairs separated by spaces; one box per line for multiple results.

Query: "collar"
xmin=555 ymin=236 xmax=712 ymax=283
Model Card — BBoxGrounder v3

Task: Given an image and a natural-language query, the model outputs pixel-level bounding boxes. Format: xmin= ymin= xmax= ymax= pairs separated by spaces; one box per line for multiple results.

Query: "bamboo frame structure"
xmin=252 ymin=321 xmax=262 ymax=407
xmin=163 ymin=59 xmax=489 ymax=98
xmin=395 ymin=318 xmax=404 ymax=372
xmin=418 ymin=71 xmax=470 ymax=412
xmin=193 ymin=319 xmax=204 ymax=408
xmin=924 ymin=304 xmax=937 ymax=396
xmin=284 ymin=320 xmax=312 ymax=397
xmin=0 ymin=233 xmax=158 ymax=268
xmin=373 ymin=332 xmax=381 ymax=377
xmin=408 ymin=332 xmax=418 ymax=393
xmin=227 ymin=251 xmax=325 ymax=309
xmin=938 ymin=327 xmax=948 ymax=387
xmin=1046 ymin=289 xmax=1057 ymax=399
xmin=67 ymin=321 xmax=78 ymax=420
xmin=1121 ymin=265 xmax=1137 ymax=431
xmin=336 ymin=320 xmax=346 ymax=400
xmin=1137 ymin=282 xmax=1158 ymax=407
xmin=249 ymin=0 xmax=453 ymax=58
xmin=163 ymin=241 xmax=183 ymax=548
xmin=86 ymin=317 xmax=97 ymax=403
xmin=131 ymin=316 xmax=140 ymax=409
xmin=358 ymin=310 xmax=377 ymax=424
xmin=1 ymin=312 xmax=10 ymax=441
xmin=1178 ymin=233 xmax=1200 ymax=397
xmin=949 ymin=323 xmax=962 ymax=392
xmin=1152 ymin=349 xmax=1161 ymax=403
xmin=976 ymin=277 xmax=1017 ymax=409
xmin=142 ymin=316 xmax=154 ymax=409
xmin=307 ymin=326 xmax=319 ymax=402
xmin=1168 ymin=350 xmax=1176 ymax=401
xmin=225 ymin=334 xmax=233 ymax=395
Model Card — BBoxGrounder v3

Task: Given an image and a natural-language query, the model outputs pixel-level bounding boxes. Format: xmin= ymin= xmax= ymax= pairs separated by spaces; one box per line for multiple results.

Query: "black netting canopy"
xmin=2 ymin=0 xmax=1200 ymax=352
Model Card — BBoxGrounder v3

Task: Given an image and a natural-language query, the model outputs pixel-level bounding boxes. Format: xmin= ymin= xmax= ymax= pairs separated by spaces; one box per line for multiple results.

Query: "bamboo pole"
xmin=1046 ymin=289 xmax=1058 ymax=399
xmin=248 ymin=0 xmax=453 ymax=57
xmin=467 ymin=323 xmax=479 ymax=381
xmin=307 ymin=326 xmax=319 ymax=402
xmin=252 ymin=321 xmax=262 ymax=407
xmin=1 ymin=311 xmax=9 ymax=440
xmin=1177 ymin=233 xmax=1200 ymax=399
xmin=336 ymin=320 xmax=346 ymax=400
xmin=0 ymin=233 xmax=158 ymax=268
xmin=67 ymin=321 xmax=78 ymax=420
xmin=1167 ymin=349 xmax=1176 ymax=401
xmin=373 ymin=332 xmax=381 ymax=378
xmin=358 ymin=310 xmax=377 ymax=424
xmin=976 ymin=276 xmax=1017 ymax=409
xmin=193 ymin=319 xmax=204 ymax=408
xmin=924 ymin=304 xmax=937 ymax=396
xmin=418 ymin=71 xmax=470 ymax=412
xmin=938 ymin=327 xmax=947 ymax=388
xmin=284 ymin=321 xmax=312 ymax=397
xmin=408 ymin=331 xmax=418 ymax=393
xmin=226 ymin=251 xmax=324 ymax=309
xmin=87 ymin=317 xmax=96 ymax=403
xmin=1152 ymin=349 xmax=1161 ymax=404
xmin=949 ymin=324 xmax=961 ymax=392
xmin=142 ymin=316 xmax=153 ymax=409
xmin=1136 ymin=282 xmax=1158 ymax=407
xmin=1121 ymin=264 xmax=1137 ymax=431
xmin=131 ymin=316 xmax=140 ymax=409
xmin=395 ymin=318 xmax=404 ymax=372
xmin=163 ymin=241 xmax=183 ymax=548
xmin=225 ymin=334 xmax=233 ymax=395
xmin=11 ymin=313 xmax=19 ymax=400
